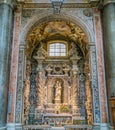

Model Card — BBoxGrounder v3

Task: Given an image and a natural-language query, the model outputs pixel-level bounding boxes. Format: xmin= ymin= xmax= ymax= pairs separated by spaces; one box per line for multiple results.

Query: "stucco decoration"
xmin=20 ymin=10 xmax=95 ymax=45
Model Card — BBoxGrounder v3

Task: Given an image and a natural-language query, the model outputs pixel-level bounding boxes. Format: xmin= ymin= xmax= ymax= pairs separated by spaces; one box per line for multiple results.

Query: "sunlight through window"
xmin=49 ymin=43 xmax=66 ymax=56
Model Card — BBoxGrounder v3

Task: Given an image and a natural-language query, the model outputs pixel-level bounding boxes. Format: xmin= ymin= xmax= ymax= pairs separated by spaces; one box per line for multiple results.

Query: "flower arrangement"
xmin=60 ymin=104 xmax=70 ymax=113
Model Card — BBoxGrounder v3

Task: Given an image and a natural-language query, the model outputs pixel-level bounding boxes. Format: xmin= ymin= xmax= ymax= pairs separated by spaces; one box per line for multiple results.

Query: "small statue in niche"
xmin=34 ymin=43 xmax=47 ymax=59
xmin=69 ymin=42 xmax=81 ymax=60
xmin=37 ymin=45 xmax=47 ymax=57
xmin=55 ymin=81 xmax=62 ymax=102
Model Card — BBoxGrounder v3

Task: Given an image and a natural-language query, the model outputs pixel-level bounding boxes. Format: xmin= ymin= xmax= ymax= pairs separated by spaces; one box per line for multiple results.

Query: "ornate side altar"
xmin=23 ymin=21 xmax=93 ymax=126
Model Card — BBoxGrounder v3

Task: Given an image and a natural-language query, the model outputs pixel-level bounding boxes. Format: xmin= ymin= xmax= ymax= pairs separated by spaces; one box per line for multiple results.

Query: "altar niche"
xmin=23 ymin=42 xmax=92 ymax=126
xmin=23 ymin=21 xmax=93 ymax=126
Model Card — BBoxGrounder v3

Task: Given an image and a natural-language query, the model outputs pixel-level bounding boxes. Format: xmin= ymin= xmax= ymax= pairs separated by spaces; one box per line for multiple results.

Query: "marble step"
xmin=50 ymin=127 xmax=65 ymax=130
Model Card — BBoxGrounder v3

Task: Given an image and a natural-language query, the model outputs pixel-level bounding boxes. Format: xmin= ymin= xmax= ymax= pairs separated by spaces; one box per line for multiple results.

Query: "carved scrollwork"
xmin=36 ymin=71 xmax=45 ymax=107
xmin=24 ymin=62 xmax=31 ymax=125
xmin=72 ymin=70 xmax=78 ymax=106
xmin=46 ymin=63 xmax=70 ymax=76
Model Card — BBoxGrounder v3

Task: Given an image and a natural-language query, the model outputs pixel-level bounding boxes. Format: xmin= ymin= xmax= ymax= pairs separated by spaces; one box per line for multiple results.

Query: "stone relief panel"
xmin=90 ymin=45 xmax=100 ymax=123
xmin=15 ymin=48 xmax=25 ymax=123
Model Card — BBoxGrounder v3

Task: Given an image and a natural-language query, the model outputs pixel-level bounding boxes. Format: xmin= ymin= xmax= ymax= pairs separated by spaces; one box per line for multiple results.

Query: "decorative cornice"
xmin=16 ymin=0 xmax=100 ymax=8
xmin=21 ymin=3 xmax=99 ymax=9
xmin=22 ymin=3 xmax=91 ymax=8
xmin=0 ymin=0 xmax=16 ymax=8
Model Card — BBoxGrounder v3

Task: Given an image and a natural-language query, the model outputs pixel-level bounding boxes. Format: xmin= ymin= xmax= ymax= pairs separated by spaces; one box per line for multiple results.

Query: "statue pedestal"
xmin=73 ymin=105 xmax=81 ymax=116
xmin=55 ymin=99 xmax=61 ymax=104
xmin=110 ymin=98 xmax=115 ymax=130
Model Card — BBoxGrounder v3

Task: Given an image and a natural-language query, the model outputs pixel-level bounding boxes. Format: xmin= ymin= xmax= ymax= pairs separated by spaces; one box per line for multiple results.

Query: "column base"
xmin=7 ymin=123 xmax=22 ymax=130
xmin=0 ymin=126 xmax=6 ymax=130
xmin=7 ymin=123 xmax=15 ymax=130
xmin=15 ymin=123 xmax=22 ymax=130
xmin=93 ymin=123 xmax=114 ymax=130
xmin=109 ymin=125 xmax=114 ymax=130
xmin=93 ymin=123 xmax=100 ymax=130
xmin=100 ymin=123 xmax=108 ymax=130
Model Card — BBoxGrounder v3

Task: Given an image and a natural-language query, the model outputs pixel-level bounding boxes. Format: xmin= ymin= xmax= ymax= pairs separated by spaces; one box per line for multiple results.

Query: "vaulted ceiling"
xmin=26 ymin=20 xmax=88 ymax=59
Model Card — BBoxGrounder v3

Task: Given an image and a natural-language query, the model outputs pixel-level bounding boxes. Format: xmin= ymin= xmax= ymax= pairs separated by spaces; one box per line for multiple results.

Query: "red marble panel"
xmin=7 ymin=7 xmax=22 ymax=123
xmin=93 ymin=8 xmax=108 ymax=123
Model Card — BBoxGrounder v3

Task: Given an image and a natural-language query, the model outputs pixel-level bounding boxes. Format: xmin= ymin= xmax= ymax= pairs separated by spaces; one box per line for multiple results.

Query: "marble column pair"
xmin=0 ymin=0 xmax=13 ymax=129
xmin=103 ymin=0 xmax=115 ymax=127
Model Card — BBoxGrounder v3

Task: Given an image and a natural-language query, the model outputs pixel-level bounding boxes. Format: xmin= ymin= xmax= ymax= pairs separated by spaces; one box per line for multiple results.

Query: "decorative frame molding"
xmin=15 ymin=10 xmax=101 ymax=126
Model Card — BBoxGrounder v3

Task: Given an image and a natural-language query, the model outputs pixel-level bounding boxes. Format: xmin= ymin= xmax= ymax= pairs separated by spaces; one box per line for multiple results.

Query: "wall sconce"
xmin=50 ymin=0 xmax=64 ymax=14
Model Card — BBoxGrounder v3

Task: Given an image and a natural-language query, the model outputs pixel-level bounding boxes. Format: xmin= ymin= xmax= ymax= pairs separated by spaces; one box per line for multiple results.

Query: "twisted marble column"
xmin=0 ymin=0 xmax=13 ymax=129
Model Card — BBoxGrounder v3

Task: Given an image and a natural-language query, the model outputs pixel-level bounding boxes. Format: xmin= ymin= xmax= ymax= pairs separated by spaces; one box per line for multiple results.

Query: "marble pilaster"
xmin=93 ymin=7 xmax=108 ymax=126
xmin=7 ymin=5 xmax=22 ymax=124
xmin=0 ymin=1 xmax=13 ymax=129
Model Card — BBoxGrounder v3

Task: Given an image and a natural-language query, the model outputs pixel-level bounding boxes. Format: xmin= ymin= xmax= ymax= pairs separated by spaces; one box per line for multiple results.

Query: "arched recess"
xmin=20 ymin=12 xmax=94 ymax=44
xmin=15 ymin=13 xmax=100 ymax=126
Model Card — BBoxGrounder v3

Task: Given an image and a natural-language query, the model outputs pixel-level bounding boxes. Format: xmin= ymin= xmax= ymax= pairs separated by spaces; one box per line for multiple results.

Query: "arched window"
xmin=49 ymin=43 xmax=66 ymax=56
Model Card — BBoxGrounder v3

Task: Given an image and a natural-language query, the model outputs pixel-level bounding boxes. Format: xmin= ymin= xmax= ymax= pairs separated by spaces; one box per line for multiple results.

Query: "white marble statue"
xmin=55 ymin=81 xmax=62 ymax=101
